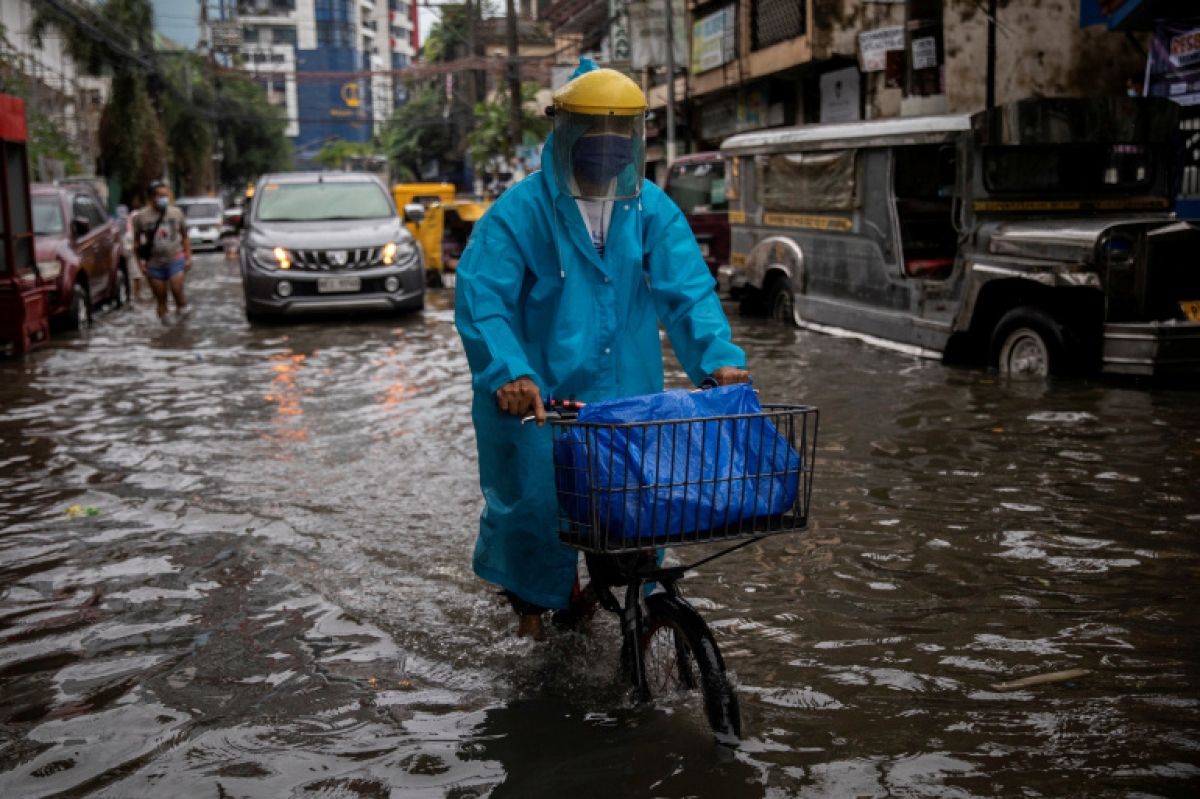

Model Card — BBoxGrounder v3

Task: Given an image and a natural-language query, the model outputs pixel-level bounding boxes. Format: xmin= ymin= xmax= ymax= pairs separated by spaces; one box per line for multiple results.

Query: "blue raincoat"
xmin=455 ymin=79 xmax=745 ymax=611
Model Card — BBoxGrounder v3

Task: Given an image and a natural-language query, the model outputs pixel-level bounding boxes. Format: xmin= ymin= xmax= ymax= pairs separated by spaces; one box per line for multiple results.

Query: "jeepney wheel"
xmin=991 ymin=306 xmax=1066 ymax=379
xmin=765 ymin=274 xmax=796 ymax=326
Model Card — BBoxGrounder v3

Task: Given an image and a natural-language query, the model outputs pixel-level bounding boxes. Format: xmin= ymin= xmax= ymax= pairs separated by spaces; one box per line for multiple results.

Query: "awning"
xmin=1080 ymin=0 xmax=1146 ymax=30
xmin=1080 ymin=0 xmax=1194 ymax=31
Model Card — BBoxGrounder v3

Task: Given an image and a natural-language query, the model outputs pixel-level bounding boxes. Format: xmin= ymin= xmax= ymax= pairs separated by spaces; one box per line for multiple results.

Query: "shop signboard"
xmin=819 ymin=66 xmax=861 ymax=124
xmin=858 ymin=26 xmax=904 ymax=72
xmin=1146 ymin=20 xmax=1200 ymax=106
xmin=911 ymin=36 xmax=938 ymax=71
xmin=691 ymin=4 xmax=736 ymax=75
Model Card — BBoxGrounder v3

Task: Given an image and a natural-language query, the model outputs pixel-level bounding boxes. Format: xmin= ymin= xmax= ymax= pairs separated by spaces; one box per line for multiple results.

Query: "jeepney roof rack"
xmin=720 ymin=114 xmax=972 ymax=156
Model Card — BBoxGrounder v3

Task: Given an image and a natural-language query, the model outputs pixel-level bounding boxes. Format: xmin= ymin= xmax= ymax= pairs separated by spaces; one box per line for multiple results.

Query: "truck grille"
xmin=289 ymin=248 xmax=382 ymax=270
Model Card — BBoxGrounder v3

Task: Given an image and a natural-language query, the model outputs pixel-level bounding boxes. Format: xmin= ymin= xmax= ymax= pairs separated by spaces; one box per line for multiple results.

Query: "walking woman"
xmin=134 ymin=181 xmax=192 ymax=321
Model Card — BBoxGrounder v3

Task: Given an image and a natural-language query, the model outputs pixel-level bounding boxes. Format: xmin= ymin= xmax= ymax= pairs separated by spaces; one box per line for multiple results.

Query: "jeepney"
xmin=720 ymin=97 xmax=1200 ymax=378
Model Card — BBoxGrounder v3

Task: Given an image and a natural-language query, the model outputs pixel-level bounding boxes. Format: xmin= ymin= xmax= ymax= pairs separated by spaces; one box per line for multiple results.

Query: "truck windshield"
xmin=983 ymin=144 xmax=1152 ymax=194
xmin=33 ymin=196 xmax=64 ymax=235
xmin=667 ymin=161 xmax=728 ymax=213
xmin=257 ymin=182 xmax=393 ymax=222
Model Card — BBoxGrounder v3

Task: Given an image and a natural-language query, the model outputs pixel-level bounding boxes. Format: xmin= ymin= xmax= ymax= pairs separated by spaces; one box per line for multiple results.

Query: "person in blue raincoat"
xmin=455 ymin=60 xmax=749 ymax=639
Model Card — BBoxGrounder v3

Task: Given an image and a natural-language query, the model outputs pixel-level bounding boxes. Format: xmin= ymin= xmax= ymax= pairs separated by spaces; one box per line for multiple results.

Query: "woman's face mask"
xmin=154 ymin=195 xmax=169 ymax=210
xmin=573 ymin=134 xmax=634 ymax=186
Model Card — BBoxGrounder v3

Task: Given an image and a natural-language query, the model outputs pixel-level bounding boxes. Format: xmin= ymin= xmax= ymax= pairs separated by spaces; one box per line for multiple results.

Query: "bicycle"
xmin=534 ymin=387 xmax=818 ymax=744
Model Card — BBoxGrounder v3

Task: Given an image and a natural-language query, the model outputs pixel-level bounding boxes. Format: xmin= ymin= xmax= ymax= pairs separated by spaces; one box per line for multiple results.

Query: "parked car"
xmin=32 ymin=183 xmax=128 ymax=330
xmin=176 ymin=196 xmax=223 ymax=251
xmin=720 ymin=96 xmax=1200 ymax=379
xmin=664 ymin=151 xmax=729 ymax=279
xmin=240 ymin=172 xmax=424 ymax=322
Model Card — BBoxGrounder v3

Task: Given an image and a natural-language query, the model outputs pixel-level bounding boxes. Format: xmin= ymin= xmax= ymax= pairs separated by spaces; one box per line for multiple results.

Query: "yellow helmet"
xmin=552 ymin=68 xmax=647 ymax=117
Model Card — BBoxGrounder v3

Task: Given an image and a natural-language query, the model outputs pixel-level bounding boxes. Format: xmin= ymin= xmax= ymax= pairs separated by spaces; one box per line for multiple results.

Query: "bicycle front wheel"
xmin=625 ymin=593 xmax=742 ymax=743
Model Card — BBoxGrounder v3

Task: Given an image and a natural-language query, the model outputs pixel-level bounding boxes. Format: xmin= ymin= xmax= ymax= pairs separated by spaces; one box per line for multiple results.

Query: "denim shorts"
xmin=147 ymin=257 xmax=186 ymax=281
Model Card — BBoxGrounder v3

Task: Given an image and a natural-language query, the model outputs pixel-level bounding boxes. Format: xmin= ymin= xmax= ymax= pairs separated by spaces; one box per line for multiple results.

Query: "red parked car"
xmin=664 ymin=152 xmax=730 ymax=279
xmin=32 ymin=183 xmax=128 ymax=330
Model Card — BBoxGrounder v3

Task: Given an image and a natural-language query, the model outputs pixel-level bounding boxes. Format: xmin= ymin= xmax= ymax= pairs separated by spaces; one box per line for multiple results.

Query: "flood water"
xmin=1 ymin=254 xmax=1198 ymax=798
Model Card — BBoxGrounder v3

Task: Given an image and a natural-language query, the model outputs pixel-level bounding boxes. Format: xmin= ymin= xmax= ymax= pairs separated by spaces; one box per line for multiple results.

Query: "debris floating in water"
xmin=65 ymin=504 xmax=100 ymax=518
xmin=990 ymin=668 xmax=1092 ymax=691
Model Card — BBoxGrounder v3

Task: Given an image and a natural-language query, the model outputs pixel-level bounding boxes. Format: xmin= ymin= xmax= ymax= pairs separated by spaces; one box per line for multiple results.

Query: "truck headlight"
xmin=36 ymin=260 xmax=63 ymax=280
xmin=254 ymin=246 xmax=291 ymax=270
xmin=382 ymin=240 xmax=417 ymax=266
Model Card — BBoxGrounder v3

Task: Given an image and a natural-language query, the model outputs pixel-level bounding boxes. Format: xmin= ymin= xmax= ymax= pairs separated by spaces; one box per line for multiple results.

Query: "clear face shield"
xmin=551 ymin=109 xmax=646 ymax=201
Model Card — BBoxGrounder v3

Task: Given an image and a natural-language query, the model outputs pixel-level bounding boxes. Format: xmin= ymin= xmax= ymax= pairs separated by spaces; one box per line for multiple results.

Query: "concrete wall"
xmin=942 ymin=0 xmax=1148 ymax=113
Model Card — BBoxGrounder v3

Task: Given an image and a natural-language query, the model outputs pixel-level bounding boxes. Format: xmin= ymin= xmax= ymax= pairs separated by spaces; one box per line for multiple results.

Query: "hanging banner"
xmin=608 ymin=0 xmax=631 ymax=63
xmin=857 ymin=26 xmax=904 ymax=72
xmin=691 ymin=4 xmax=737 ymax=74
xmin=1146 ymin=19 xmax=1200 ymax=107
xmin=629 ymin=0 xmax=687 ymax=69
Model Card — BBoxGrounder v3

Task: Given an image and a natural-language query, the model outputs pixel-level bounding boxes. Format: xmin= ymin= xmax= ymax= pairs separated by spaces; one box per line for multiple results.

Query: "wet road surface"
xmin=1 ymin=253 xmax=1198 ymax=798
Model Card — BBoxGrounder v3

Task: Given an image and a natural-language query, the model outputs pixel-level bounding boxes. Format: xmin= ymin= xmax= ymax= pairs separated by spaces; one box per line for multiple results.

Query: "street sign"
xmin=210 ymin=21 xmax=241 ymax=50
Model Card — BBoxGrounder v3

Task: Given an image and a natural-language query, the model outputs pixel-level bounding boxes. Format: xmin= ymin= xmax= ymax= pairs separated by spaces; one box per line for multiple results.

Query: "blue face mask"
xmin=573 ymin=134 xmax=634 ymax=186
xmin=155 ymin=196 xmax=169 ymax=210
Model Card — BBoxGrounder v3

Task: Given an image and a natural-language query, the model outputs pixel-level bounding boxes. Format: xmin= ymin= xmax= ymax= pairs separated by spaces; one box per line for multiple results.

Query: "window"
xmin=243 ymin=26 xmax=259 ymax=43
xmin=756 ymin=150 xmax=856 ymax=212
xmin=273 ymin=26 xmax=297 ymax=45
xmin=667 ymin=161 xmax=728 ymax=213
xmin=33 ymin=196 xmax=64 ymax=236
xmin=181 ymin=201 xmax=222 ymax=220
xmin=256 ymin=182 xmax=393 ymax=222
xmin=983 ymin=145 xmax=1153 ymax=194
xmin=752 ymin=0 xmax=806 ymax=51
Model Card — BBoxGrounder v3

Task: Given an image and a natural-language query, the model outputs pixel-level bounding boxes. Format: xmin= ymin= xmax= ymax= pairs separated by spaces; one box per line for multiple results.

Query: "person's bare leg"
xmin=148 ymin=277 xmax=169 ymax=321
xmin=168 ymin=270 xmax=188 ymax=315
xmin=517 ymin=614 xmax=546 ymax=640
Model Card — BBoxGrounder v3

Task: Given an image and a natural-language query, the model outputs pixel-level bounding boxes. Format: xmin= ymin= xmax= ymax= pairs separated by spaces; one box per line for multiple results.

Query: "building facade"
xmin=0 ymin=0 xmax=109 ymax=181
xmin=543 ymin=0 xmax=1152 ymax=177
xmin=220 ymin=0 xmax=419 ymax=160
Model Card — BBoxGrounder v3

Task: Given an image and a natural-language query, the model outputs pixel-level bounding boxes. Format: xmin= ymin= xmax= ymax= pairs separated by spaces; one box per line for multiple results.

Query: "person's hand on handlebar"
xmin=497 ymin=376 xmax=546 ymax=425
xmin=710 ymin=366 xmax=751 ymax=385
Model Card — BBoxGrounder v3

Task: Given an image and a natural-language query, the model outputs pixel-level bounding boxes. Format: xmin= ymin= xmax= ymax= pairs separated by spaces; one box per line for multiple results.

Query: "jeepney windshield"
xmin=667 ymin=161 xmax=728 ymax=213
xmin=983 ymin=144 xmax=1153 ymax=194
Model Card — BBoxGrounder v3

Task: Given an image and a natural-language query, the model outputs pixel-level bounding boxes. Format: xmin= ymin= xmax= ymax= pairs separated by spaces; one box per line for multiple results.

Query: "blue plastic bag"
xmin=554 ymin=385 xmax=802 ymax=543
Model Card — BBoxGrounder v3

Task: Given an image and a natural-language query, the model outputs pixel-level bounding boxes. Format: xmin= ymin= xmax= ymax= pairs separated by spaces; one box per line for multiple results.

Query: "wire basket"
xmin=551 ymin=405 xmax=818 ymax=554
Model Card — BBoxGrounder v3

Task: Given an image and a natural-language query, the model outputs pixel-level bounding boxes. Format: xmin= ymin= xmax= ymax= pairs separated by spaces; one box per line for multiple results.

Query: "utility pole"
xmin=464 ymin=0 xmax=478 ymax=104
xmin=985 ymin=0 xmax=997 ymax=109
xmin=505 ymin=0 xmax=522 ymax=159
xmin=663 ymin=0 xmax=676 ymax=168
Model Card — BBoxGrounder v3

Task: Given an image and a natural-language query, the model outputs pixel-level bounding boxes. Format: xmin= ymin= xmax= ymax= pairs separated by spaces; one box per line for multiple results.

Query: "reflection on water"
xmin=0 ymin=258 xmax=1197 ymax=797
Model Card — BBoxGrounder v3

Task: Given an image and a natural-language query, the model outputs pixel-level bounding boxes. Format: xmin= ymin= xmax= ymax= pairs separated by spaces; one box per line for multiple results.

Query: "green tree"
xmin=160 ymin=52 xmax=217 ymax=196
xmin=378 ymin=85 xmax=457 ymax=181
xmin=214 ymin=74 xmax=292 ymax=189
xmin=465 ymin=82 xmax=550 ymax=170
xmin=0 ymin=24 xmax=82 ymax=177
xmin=314 ymin=138 xmax=374 ymax=170
xmin=32 ymin=0 xmax=164 ymax=204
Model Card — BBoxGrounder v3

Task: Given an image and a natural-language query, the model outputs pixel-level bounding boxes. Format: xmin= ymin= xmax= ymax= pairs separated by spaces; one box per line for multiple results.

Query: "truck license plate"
xmin=1181 ymin=300 xmax=1200 ymax=322
xmin=317 ymin=277 xmax=361 ymax=294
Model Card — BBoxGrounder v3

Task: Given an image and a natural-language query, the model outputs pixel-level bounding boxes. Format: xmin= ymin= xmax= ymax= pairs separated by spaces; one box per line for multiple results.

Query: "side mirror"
xmin=71 ymin=216 xmax=90 ymax=237
xmin=403 ymin=203 xmax=426 ymax=223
